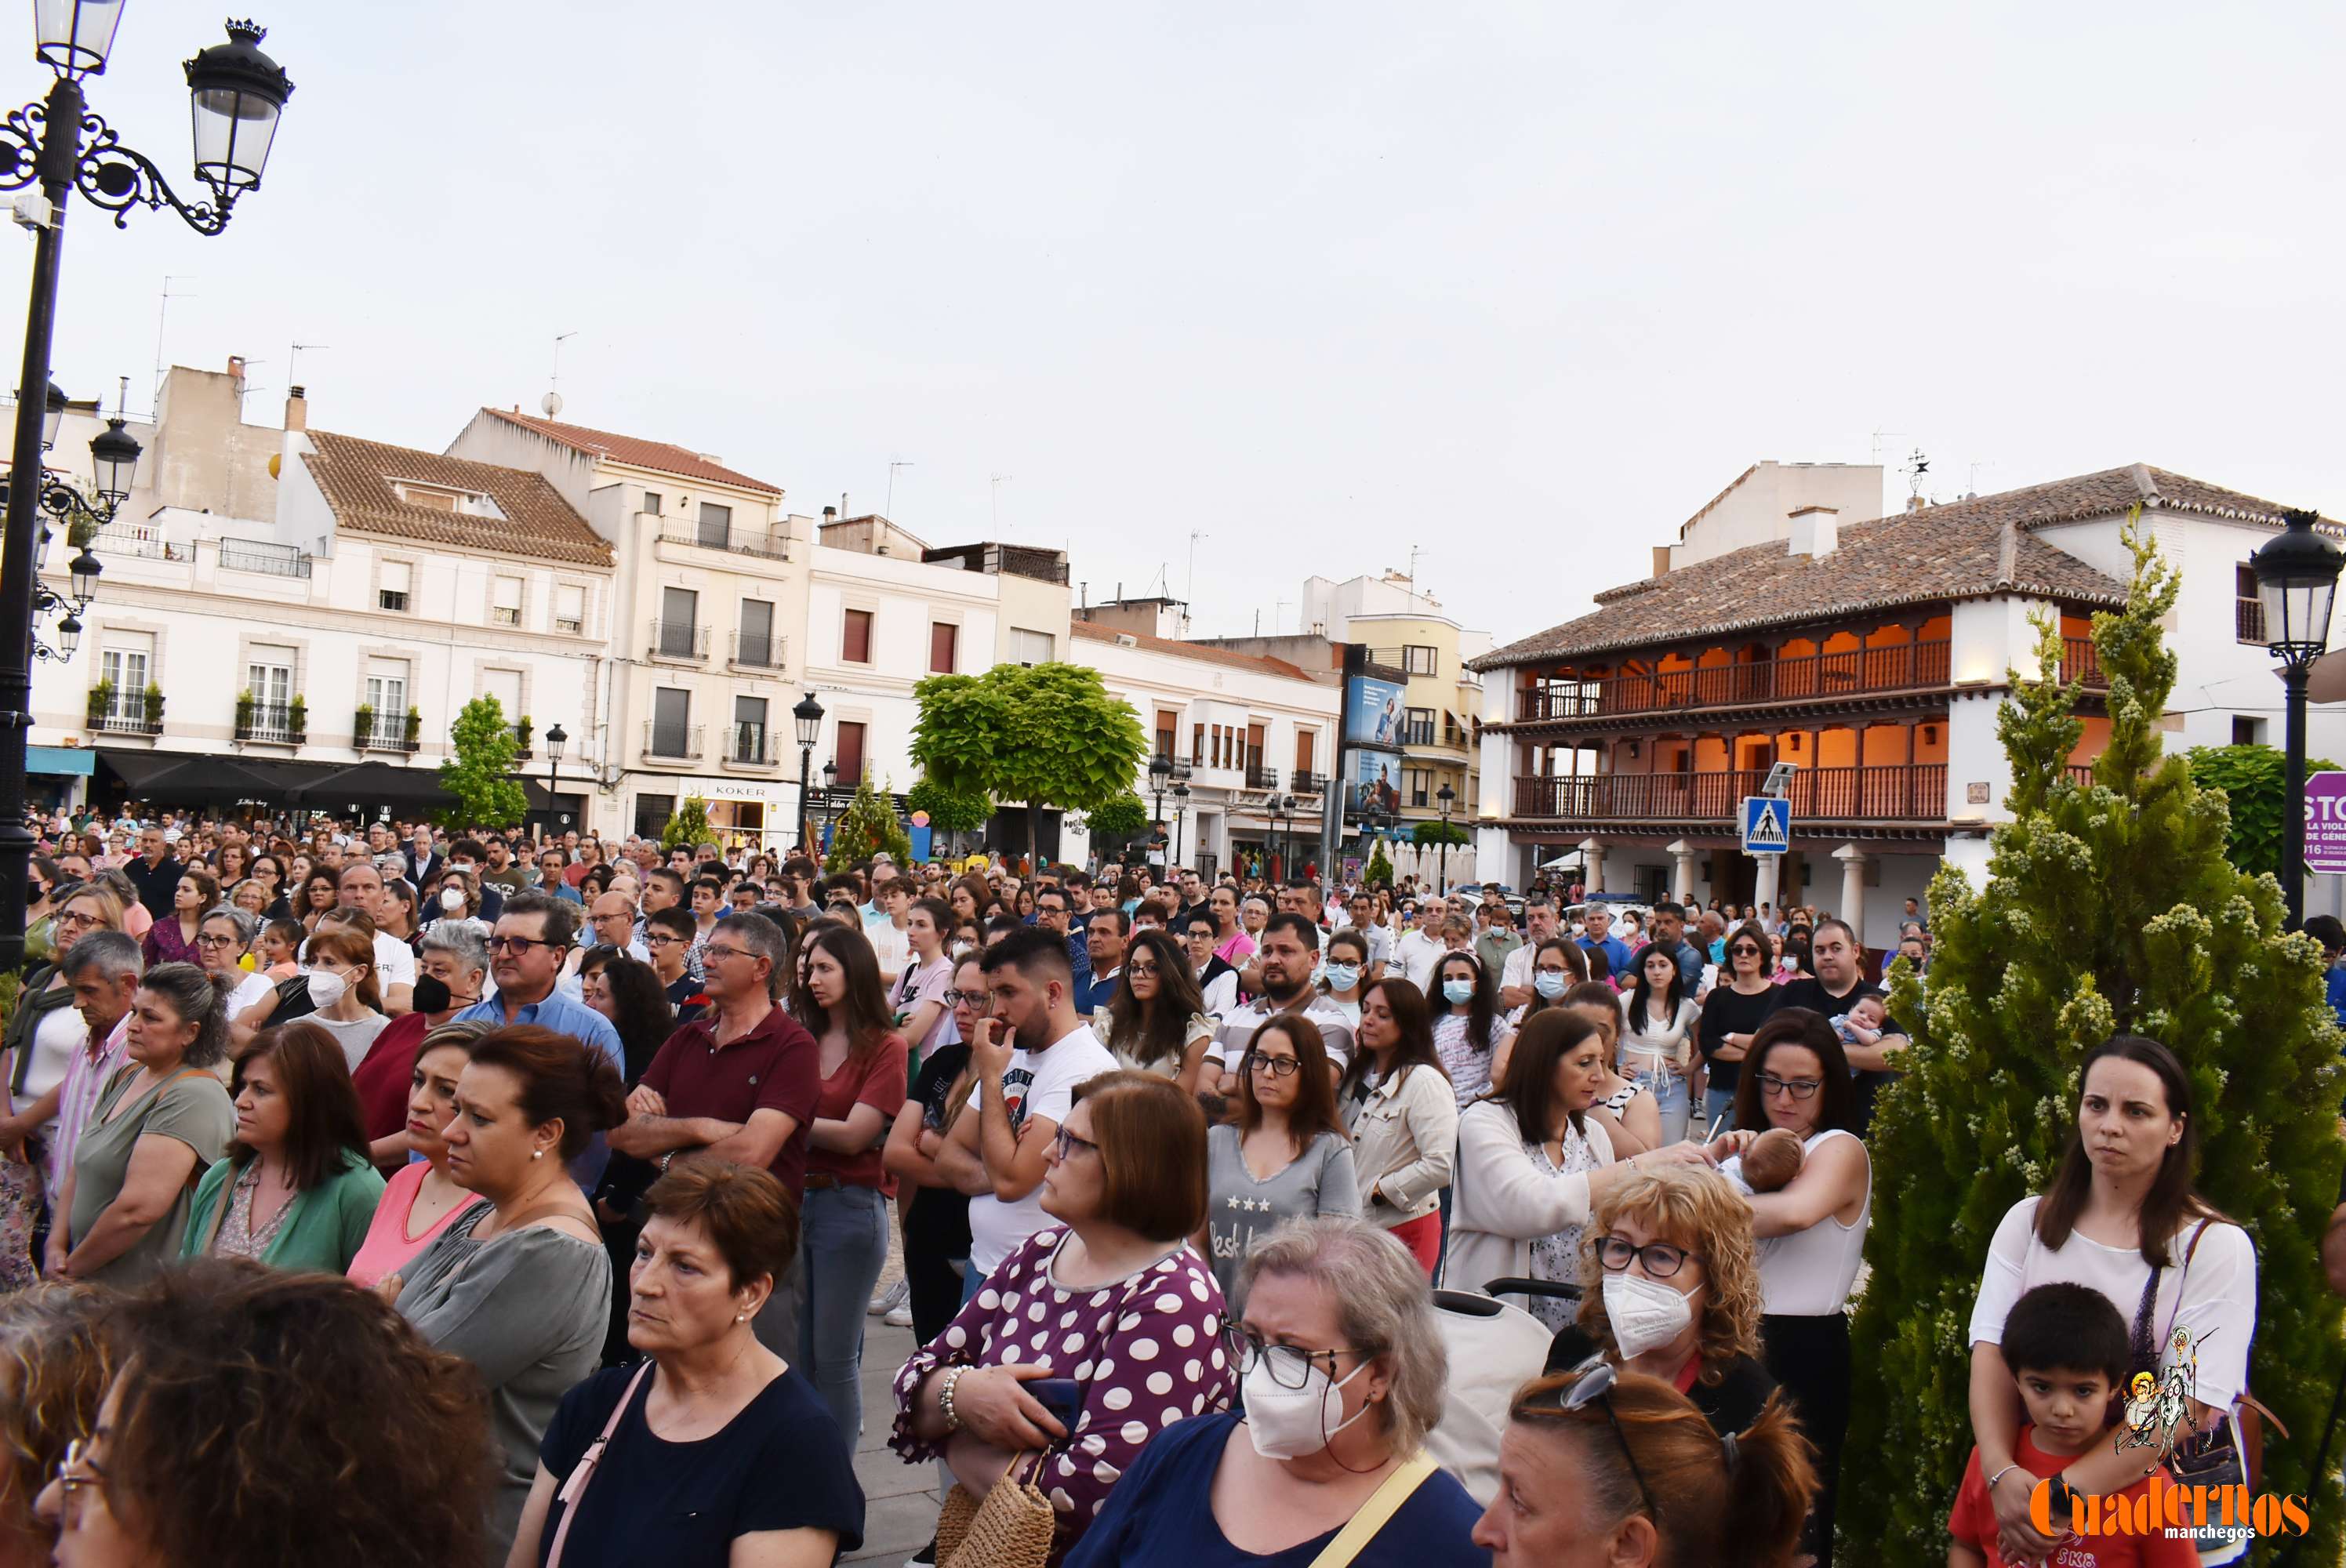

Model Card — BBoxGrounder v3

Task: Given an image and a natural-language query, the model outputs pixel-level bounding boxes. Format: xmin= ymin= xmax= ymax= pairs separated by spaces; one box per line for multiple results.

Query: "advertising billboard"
xmin=1344 ymin=675 xmax=1406 ymax=750
xmin=1348 ymin=748 xmax=1403 ymax=816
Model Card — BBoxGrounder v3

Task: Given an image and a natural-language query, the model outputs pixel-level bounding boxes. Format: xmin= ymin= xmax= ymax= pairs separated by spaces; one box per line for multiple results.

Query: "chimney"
xmin=284 ymin=385 xmax=307 ymax=432
xmin=1651 ymin=546 xmax=1671 ymax=579
xmin=1787 ymin=506 xmax=1839 ymax=559
xmin=822 ymin=505 xmax=837 ymax=523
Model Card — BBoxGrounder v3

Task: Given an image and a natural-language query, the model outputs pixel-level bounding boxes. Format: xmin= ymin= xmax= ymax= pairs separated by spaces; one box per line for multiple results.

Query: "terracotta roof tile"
xmin=303 ymin=432 xmax=613 ymax=568
xmin=481 ymin=408 xmax=783 ymax=495
xmin=1070 ymin=619 xmax=1325 ymax=684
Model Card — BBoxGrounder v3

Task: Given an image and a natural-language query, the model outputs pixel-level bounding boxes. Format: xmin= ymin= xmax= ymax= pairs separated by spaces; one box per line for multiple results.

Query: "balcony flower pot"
xmin=235 ymin=690 xmax=256 ymax=734
xmin=354 ymin=703 xmax=375 ymax=747
xmin=85 ymin=680 xmax=112 ymax=727
xmin=404 ymin=709 xmax=422 ymax=748
xmin=288 ymin=695 xmax=307 ymax=739
xmin=143 ymin=684 xmax=164 ymax=731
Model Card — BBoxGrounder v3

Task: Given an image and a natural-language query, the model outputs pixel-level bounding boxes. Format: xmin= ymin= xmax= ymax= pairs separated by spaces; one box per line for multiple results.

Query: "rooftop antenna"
xmin=1186 ymin=530 xmax=1206 ymax=604
xmin=288 ymin=341 xmax=329 ymax=391
xmin=543 ymin=330 xmax=576 ymax=419
xmin=990 ymin=473 xmax=1011 ymax=534
xmin=886 ymin=459 xmax=913 ymax=520
xmin=151 ymin=274 xmax=196 ymax=394
xmin=1964 ymin=458 xmax=1994 ymax=499
xmin=1868 ymin=429 xmax=1908 ymax=463
xmin=233 ymin=358 xmax=268 ymax=416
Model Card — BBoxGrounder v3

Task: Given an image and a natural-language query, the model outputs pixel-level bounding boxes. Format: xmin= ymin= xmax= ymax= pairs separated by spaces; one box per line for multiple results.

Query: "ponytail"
xmin=1715 ymin=1392 xmax=1816 ymax=1568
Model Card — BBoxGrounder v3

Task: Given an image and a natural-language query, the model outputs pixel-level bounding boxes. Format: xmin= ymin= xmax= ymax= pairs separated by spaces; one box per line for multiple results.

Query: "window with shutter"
xmin=929 ymin=622 xmax=958 ymax=674
xmin=378 ymin=561 xmax=412 ymax=612
xmin=836 ymin=720 xmax=866 ymax=784
xmin=842 ymin=609 xmax=873 ymax=664
xmin=554 ymin=584 xmax=586 ymax=634
xmin=491 ymin=576 xmax=522 ymax=626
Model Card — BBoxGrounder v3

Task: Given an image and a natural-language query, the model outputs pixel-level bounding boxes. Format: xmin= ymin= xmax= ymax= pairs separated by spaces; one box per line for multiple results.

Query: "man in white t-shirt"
xmin=1500 ymin=895 xmax=1561 ymax=1009
xmin=333 ymin=859 xmax=416 ymax=1011
xmin=934 ymin=924 xmax=1118 ymax=1280
xmin=1208 ymin=912 xmax=1356 ymax=1096
xmin=1393 ymin=899 xmax=1447 ymax=993
xmin=1339 ymin=891 xmax=1393 ymax=980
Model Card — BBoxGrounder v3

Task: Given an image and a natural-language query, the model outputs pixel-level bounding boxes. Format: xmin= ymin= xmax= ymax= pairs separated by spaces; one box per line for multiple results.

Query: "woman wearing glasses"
xmin=1705 ymin=1008 xmax=1868 ymax=1566
xmin=1200 ymin=1015 xmax=1359 ymax=1308
xmin=1101 ymin=928 xmax=1215 ymax=1094
xmin=1697 ymin=920 xmax=1782 ymax=1130
xmin=891 ymin=1071 xmax=1233 ymax=1567
xmin=1066 ymin=1215 xmax=1484 ymax=1568
xmin=882 ymin=954 xmax=984 ymax=1343
xmin=1446 ymin=1011 xmax=1707 ymax=1327
xmin=194 ymin=906 xmax=274 ymax=1056
xmin=1469 ymin=1359 xmax=1814 ymax=1567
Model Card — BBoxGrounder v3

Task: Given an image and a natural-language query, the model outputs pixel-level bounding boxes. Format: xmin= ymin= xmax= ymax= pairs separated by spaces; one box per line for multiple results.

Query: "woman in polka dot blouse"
xmin=892 ymin=1071 xmax=1237 ymax=1565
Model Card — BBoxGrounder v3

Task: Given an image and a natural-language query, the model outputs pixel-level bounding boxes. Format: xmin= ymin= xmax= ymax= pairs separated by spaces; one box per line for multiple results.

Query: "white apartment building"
xmin=1066 ymin=612 xmax=1341 ymax=878
xmin=445 ymin=407 xmax=806 ymax=843
xmin=20 ymin=365 xmax=612 ymax=824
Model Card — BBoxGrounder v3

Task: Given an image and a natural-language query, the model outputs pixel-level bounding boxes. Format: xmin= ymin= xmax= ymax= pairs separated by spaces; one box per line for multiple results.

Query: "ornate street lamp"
xmin=1171 ymin=781 xmax=1190 ymax=869
xmin=793 ymin=691 xmax=824 ymax=851
xmin=2250 ymin=507 xmax=2344 ymax=928
xmin=88 ymin=415 xmax=136 ymax=499
xmin=1149 ymin=749 xmax=1172 ymax=837
xmin=541 ymin=722 xmax=568 ymax=833
xmin=0 ymin=11 xmax=292 ymax=967
xmin=1436 ymin=782 xmax=1457 ymax=895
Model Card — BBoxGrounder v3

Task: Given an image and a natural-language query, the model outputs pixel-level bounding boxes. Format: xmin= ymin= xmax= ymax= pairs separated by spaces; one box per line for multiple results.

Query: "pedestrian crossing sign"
xmin=1741 ymin=796 xmax=1790 ymax=855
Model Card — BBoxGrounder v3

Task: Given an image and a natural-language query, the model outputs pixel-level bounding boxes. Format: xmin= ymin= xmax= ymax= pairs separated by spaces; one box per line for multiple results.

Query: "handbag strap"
xmin=544 ymin=1359 xmax=656 ymax=1568
xmin=1306 ymin=1450 xmax=1439 ymax=1568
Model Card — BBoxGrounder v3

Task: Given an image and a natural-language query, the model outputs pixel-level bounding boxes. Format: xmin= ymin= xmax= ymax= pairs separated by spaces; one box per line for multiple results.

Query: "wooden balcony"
xmin=2058 ymin=637 xmax=2107 ymax=688
xmin=1518 ymin=640 xmax=1952 ymax=723
xmin=1511 ymin=764 xmax=1948 ymax=823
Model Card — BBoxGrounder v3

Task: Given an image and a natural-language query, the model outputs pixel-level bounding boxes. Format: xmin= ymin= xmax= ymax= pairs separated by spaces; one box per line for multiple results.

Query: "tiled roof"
xmin=1070 ymin=619 xmax=1324 ymax=684
xmin=303 ymin=432 xmax=614 ymax=568
xmin=480 ymin=408 xmax=783 ymax=495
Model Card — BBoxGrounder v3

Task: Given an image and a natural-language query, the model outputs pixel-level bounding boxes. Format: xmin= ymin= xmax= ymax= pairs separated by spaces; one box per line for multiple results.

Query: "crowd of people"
xmin=0 ymin=803 xmax=2272 ymax=1566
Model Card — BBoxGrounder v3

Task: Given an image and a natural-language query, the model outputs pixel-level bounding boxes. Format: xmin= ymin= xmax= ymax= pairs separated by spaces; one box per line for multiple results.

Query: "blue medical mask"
xmin=1322 ymin=962 xmax=1360 ymax=993
xmin=1534 ymin=971 xmax=1569 ymax=1000
xmin=1442 ymin=978 xmax=1475 ymax=1006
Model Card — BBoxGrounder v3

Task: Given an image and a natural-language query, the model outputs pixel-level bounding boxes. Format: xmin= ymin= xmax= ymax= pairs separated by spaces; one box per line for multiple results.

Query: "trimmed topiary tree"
xmin=1842 ymin=517 xmax=2346 ymax=1563
xmin=1364 ymin=839 xmax=1393 ymax=888
xmin=823 ymin=775 xmax=913 ymax=873
xmin=659 ymin=797 xmax=713 ymax=855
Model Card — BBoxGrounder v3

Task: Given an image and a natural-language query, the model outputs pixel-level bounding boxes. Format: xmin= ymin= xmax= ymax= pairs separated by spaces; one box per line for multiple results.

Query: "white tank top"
xmin=1756 ymin=1128 xmax=1872 ymax=1316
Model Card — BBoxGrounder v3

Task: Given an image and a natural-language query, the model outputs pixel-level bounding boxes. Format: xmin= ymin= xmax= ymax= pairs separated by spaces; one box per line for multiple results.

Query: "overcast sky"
xmin=17 ymin=2 xmax=2344 ymax=644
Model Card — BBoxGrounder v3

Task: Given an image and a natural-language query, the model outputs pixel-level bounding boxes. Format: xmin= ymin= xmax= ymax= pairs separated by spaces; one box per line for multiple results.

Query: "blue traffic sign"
xmin=1741 ymin=796 xmax=1790 ymax=855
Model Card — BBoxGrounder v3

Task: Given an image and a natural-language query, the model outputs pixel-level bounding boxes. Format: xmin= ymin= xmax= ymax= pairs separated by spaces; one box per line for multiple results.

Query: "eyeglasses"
xmin=1224 ymin=1325 xmax=1361 ymax=1391
xmin=56 ymin=910 xmax=101 ymax=930
xmin=1727 ymin=944 xmax=1762 ymax=956
xmin=1754 ymin=1072 xmax=1822 ymax=1100
xmin=488 ymin=935 xmax=552 ymax=955
xmin=1244 ymin=1051 xmax=1301 ymax=1079
xmin=643 ymin=934 xmax=681 ymax=948
xmin=703 ymin=944 xmax=756 ymax=964
xmin=50 ymin=1436 xmax=107 ymax=1520
xmin=194 ymin=932 xmax=242 ymax=949
xmin=1594 ymin=1234 xmax=1701 ymax=1279
xmin=943 ymin=989 xmax=990 ymax=1008
xmin=1517 ymin=1356 xmax=1656 ymax=1519
xmin=1051 ymin=1124 xmax=1099 ymax=1162
xmin=1125 ymin=962 xmax=1159 ymax=979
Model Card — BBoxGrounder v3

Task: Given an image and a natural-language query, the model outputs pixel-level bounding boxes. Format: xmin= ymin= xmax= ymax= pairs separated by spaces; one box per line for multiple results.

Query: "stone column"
xmin=1753 ymin=851 xmax=1781 ymax=916
xmin=1578 ymin=837 xmax=1605 ymax=895
xmin=1666 ymin=838 xmax=1698 ymax=905
xmin=1834 ymin=841 xmax=1868 ymax=943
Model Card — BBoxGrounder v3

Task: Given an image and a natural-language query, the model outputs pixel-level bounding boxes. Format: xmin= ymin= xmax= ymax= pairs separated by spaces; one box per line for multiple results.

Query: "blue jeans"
xmin=795 ymin=1182 xmax=890 ymax=1439
xmin=1640 ymin=1068 xmax=1691 ymax=1145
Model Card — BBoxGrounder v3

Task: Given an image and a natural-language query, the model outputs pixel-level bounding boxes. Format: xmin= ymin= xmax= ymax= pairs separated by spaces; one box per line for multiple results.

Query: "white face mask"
xmin=305 ymin=968 xmax=349 ymax=1009
xmin=439 ymin=887 xmax=467 ymax=913
xmin=1602 ymin=1272 xmax=1694 ymax=1359
xmin=1242 ymin=1351 xmax=1371 ymax=1460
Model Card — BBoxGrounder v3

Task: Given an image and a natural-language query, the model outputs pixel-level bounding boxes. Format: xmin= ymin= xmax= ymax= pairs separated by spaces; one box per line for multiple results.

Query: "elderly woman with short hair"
xmin=507 ymin=1161 xmax=866 ymax=1568
xmin=1066 ymin=1215 xmax=1486 ymax=1568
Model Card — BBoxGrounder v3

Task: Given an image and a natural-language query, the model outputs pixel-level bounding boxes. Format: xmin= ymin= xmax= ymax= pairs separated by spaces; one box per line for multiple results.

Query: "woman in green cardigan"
xmin=183 ymin=1021 xmax=384 ymax=1272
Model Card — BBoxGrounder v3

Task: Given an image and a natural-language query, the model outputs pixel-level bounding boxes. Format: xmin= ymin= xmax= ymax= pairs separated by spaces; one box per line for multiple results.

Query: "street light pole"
xmin=1435 ymin=782 xmax=1457 ymax=895
xmin=543 ymin=722 xmax=568 ymax=833
xmin=0 ymin=15 xmax=292 ymax=967
xmin=793 ymin=691 xmax=824 ymax=853
xmin=2250 ymin=507 xmax=2344 ymax=930
xmin=1172 ymin=782 xmax=1189 ymax=869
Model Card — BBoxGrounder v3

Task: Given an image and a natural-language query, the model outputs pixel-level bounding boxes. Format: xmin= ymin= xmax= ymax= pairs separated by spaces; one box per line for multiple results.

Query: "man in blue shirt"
xmin=458 ymin=890 xmax=626 ymax=1187
xmin=1033 ymin=885 xmax=1091 ymax=993
xmin=1576 ymin=902 xmax=1634 ymax=982
xmin=1631 ymin=900 xmax=1705 ymax=990
xmin=1076 ymin=907 xmax=1129 ymax=1015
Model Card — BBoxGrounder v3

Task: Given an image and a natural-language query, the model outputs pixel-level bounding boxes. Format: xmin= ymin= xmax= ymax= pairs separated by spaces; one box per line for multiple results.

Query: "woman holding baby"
xmin=1707 ymin=1006 xmax=1871 ymax=1568
xmin=1441 ymin=1008 xmax=1709 ymax=1328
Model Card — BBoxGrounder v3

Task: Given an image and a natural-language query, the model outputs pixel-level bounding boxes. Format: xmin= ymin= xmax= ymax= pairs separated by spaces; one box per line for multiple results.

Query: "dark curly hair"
xmin=99 ymin=1258 xmax=492 ymax=1566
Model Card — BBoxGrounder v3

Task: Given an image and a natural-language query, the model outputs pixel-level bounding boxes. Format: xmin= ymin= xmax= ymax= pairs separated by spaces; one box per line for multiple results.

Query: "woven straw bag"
xmin=939 ymin=1451 xmax=1055 ymax=1568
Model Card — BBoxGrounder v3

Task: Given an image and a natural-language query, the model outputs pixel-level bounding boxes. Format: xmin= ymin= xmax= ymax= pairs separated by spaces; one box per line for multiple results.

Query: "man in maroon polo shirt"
xmin=609 ymin=909 xmax=817 ymax=1352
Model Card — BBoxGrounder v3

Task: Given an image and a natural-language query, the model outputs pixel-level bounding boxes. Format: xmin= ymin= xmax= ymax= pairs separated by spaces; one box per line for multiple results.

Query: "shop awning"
xmin=27 ymin=746 xmax=93 ymax=778
xmin=95 ymin=749 xmax=194 ymax=795
xmin=286 ymin=761 xmax=452 ymax=811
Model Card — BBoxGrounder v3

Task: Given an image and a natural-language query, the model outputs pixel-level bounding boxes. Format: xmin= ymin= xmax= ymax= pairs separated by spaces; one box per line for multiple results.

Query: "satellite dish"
xmin=541 ymin=391 xmax=565 ymax=418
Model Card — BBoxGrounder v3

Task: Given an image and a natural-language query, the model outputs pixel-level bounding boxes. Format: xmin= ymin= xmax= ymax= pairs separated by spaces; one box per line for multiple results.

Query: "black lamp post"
xmin=0 ymin=11 xmax=292 ymax=967
xmin=792 ymin=690 xmax=823 ymax=851
xmin=1148 ymin=749 xmax=1171 ymax=838
xmin=819 ymin=760 xmax=839 ymax=851
xmin=543 ymin=723 xmax=567 ymax=832
xmin=1171 ymin=781 xmax=1190 ymax=869
xmin=1264 ymin=792 xmax=1291 ymax=880
xmin=2250 ymin=507 xmax=2344 ymax=930
xmin=1436 ymin=782 xmax=1457 ymax=894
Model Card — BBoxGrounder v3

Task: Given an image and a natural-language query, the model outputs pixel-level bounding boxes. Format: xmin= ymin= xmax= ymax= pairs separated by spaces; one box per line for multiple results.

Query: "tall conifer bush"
xmin=1842 ymin=518 xmax=2345 ymax=1562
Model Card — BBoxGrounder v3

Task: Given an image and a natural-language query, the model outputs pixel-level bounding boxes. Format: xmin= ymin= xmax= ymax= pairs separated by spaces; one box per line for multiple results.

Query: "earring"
xmin=735 ymin=1313 xmax=747 ymax=1323
xmin=531 ymin=1149 xmax=543 ymax=1161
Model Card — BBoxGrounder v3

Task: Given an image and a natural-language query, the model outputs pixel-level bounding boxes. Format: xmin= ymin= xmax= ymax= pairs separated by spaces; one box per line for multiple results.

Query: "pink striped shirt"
xmin=48 ymin=1014 xmax=130 ymax=1189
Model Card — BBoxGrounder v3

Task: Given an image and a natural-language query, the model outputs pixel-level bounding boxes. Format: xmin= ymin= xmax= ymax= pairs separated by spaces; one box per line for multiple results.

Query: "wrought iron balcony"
xmin=648 ymin=619 xmax=710 ymax=661
xmin=644 ymin=721 xmax=703 ymax=760
xmin=728 ymin=722 xmax=775 ymax=766
xmin=235 ymin=703 xmax=304 ymax=745
xmin=731 ymin=631 xmax=786 ymax=670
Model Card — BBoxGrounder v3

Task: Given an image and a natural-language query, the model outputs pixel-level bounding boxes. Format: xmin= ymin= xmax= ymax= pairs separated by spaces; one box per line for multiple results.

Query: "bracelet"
xmin=938 ymin=1366 xmax=969 ymax=1434
xmin=1985 ymin=1462 xmax=2025 ymax=1494
xmin=659 ymin=1151 xmax=675 ymax=1174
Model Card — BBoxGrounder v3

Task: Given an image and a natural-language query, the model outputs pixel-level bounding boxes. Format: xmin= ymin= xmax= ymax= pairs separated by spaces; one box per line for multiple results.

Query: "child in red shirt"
xmin=1949 ymin=1283 xmax=2199 ymax=1567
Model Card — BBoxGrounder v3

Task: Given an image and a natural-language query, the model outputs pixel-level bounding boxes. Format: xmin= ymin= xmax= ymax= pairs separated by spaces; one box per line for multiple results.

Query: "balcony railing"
xmin=219 ymin=538 xmax=312 ymax=577
xmin=359 ymin=713 xmax=419 ymax=753
xmin=1510 ymin=764 xmax=1948 ymax=822
xmin=1245 ymin=764 xmax=1282 ymax=789
xmin=1148 ymin=753 xmax=1194 ymax=782
xmin=728 ymin=722 xmax=774 ymax=765
xmin=1400 ymin=722 xmax=1436 ymax=746
xmin=648 ymin=620 xmax=710 ymax=661
xmin=236 ymin=704 xmax=305 ymax=745
xmin=91 ymin=712 xmax=161 ymax=736
xmin=731 ymin=631 xmax=785 ymax=670
xmin=2236 ymin=598 xmax=2267 ymax=645
xmin=92 ymin=524 xmax=190 ymax=563
xmin=661 ymin=526 xmax=791 ymax=562
xmin=1292 ymin=769 xmax=1328 ymax=795
xmin=644 ymin=720 xmax=703 ymax=760
xmin=1518 ymin=638 xmax=1954 ymax=722
xmin=2058 ymin=637 xmax=2108 ymax=689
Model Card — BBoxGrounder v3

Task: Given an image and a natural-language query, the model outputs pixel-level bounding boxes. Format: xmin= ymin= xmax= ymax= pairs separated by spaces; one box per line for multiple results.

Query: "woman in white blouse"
xmin=1962 ymin=1034 xmax=2256 ymax=1568
xmin=1444 ymin=1008 xmax=1705 ymax=1327
xmin=1618 ymin=945 xmax=1699 ymax=1144
xmin=1338 ymin=978 xmax=1457 ymax=1279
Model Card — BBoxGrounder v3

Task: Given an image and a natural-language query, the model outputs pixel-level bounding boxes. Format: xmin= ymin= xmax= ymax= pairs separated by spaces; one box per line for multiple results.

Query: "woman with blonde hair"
xmin=0 ymin=1283 xmax=111 ymax=1566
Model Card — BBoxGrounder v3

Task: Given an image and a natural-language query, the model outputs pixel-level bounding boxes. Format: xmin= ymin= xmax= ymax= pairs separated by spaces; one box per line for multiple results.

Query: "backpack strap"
xmin=1305 ymin=1451 xmax=1439 ymax=1568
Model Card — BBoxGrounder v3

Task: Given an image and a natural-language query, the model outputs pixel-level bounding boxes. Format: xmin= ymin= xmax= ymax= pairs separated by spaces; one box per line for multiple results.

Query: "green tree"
xmin=659 ymin=797 xmax=713 ymax=854
xmin=824 ymin=774 xmax=913 ymax=872
xmin=437 ymin=696 xmax=526 ymax=829
xmin=2185 ymin=742 xmax=2341 ymax=880
xmin=1842 ymin=517 xmax=2346 ymax=1563
xmin=910 ymin=663 xmax=1149 ymax=855
xmin=1083 ymin=793 xmax=1149 ymax=855
xmin=905 ymin=775 xmax=994 ymax=838
xmin=1364 ymin=839 xmax=1393 ymax=887
xmin=1411 ymin=819 xmax=1468 ymax=849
